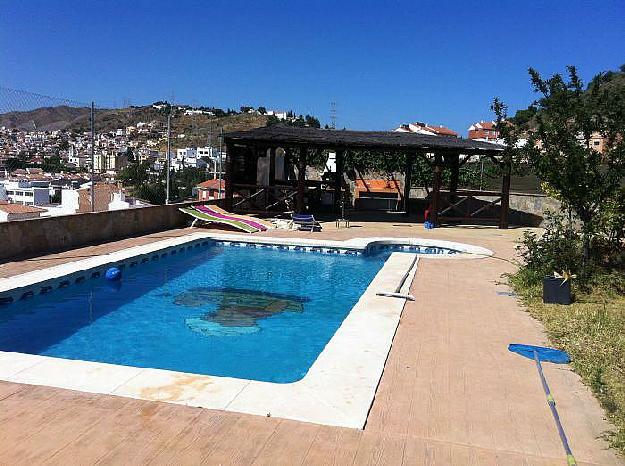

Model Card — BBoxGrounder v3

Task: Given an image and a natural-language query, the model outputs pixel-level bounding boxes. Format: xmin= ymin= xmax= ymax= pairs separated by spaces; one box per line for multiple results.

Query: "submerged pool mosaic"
xmin=0 ymin=241 xmax=397 ymax=383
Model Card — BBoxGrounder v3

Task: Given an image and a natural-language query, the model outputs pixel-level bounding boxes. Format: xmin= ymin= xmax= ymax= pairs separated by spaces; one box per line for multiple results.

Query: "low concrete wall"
xmin=509 ymin=192 xmax=560 ymax=220
xmin=0 ymin=201 xmax=218 ymax=263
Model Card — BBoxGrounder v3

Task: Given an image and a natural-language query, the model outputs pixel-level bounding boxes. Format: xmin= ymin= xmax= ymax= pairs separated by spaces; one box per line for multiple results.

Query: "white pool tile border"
xmin=0 ymin=233 xmax=490 ymax=428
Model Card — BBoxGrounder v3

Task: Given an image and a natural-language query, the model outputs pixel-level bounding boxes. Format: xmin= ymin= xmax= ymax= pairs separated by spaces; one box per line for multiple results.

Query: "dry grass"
xmin=510 ymin=276 xmax=625 ymax=454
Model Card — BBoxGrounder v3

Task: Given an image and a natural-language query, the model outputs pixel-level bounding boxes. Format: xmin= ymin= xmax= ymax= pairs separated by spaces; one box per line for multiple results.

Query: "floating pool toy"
xmin=105 ymin=267 xmax=122 ymax=281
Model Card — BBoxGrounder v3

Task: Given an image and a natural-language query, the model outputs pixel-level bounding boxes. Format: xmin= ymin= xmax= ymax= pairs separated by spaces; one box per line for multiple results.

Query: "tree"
xmin=257 ymin=106 xmax=267 ymax=115
xmin=173 ymin=167 xmax=207 ymax=200
xmin=134 ymin=182 xmax=166 ymax=205
xmin=266 ymin=115 xmax=281 ymax=126
xmin=304 ymin=115 xmax=321 ymax=128
xmin=117 ymin=161 xmax=150 ymax=186
xmin=520 ymin=66 xmax=625 ymax=262
xmin=42 ymin=155 xmax=63 ymax=173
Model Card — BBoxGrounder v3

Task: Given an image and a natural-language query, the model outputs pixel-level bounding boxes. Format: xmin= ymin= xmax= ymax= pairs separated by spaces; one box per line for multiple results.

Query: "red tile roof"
xmin=0 ymin=204 xmax=46 ymax=214
xmin=426 ymin=125 xmax=458 ymax=137
xmin=477 ymin=121 xmax=496 ymax=130
xmin=408 ymin=122 xmax=459 ymax=137
xmin=197 ymin=179 xmax=224 ymax=190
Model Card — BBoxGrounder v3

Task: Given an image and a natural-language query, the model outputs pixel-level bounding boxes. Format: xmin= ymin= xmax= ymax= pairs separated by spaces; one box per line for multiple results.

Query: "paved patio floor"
xmin=0 ymin=221 xmax=621 ymax=465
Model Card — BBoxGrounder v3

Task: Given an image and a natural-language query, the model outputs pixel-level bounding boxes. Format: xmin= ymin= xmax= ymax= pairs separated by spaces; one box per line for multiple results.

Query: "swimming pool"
xmin=0 ymin=233 xmax=491 ymax=428
xmin=0 ymin=241 xmax=390 ymax=383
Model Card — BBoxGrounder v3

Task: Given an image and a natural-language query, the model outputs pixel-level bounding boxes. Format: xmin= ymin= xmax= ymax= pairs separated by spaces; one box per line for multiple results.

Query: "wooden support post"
xmin=224 ymin=142 xmax=235 ymax=210
xmin=499 ymin=160 xmax=511 ymax=229
xmin=334 ymin=149 xmax=344 ymax=213
xmin=403 ymin=152 xmax=414 ymax=215
xmin=430 ymin=153 xmax=443 ymax=226
xmin=296 ymin=146 xmax=307 ymax=214
xmin=268 ymin=147 xmax=276 ymax=185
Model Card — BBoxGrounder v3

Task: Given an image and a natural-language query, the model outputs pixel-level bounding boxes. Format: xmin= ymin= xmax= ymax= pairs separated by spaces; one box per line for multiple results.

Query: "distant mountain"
xmin=0 ymin=105 xmax=269 ymax=147
xmin=0 ymin=105 xmax=91 ymax=131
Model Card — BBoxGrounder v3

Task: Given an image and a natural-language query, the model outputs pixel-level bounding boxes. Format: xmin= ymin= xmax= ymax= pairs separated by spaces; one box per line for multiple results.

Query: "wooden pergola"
xmin=223 ymin=126 xmax=510 ymax=228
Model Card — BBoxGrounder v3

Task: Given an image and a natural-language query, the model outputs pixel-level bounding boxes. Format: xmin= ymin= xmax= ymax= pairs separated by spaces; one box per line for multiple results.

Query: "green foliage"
xmin=287 ymin=114 xmax=321 ymax=128
xmin=511 ymin=105 xmax=538 ymax=126
xmin=266 ymin=112 xmax=322 ymax=129
xmin=125 ymin=147 xmax=135 ymax=162
xmin=133 ymin=181 xmax=166 ymax=205
xmin=514 ymin=213 xmax=584 ymax=287
xmin=343 ymin=149 xmax=406 ymax=174
xmin=4 ymin=157 xmax=26 ymax=171
xmin=117 ymin=161 xmax=151 ymax=186
xmin=41 ymin=155 xmax=63 ymax=172
xmin=595 ymin=187 xmax=625 ymax=269
xmin=497 ymin=65 xmax=625 ymax=266
xmin=120 ymin=161 xmax=208 ymax=205
xmin=456 ymin=159 xmax=501 ymax=189
xmin=265 ymin=115 xmax=281 ymax=126
xmin=171 ymin=167 xmax=207 ymax=200
xmin=524 ymin=66 xmax=625 ymax=259
xmin=506 ymin=63 xmax=625 ymax=456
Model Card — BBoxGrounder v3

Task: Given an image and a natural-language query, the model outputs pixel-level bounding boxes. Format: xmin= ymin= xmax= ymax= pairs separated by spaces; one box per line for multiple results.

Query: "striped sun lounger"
xmin=179 ymin=205 xmax=270 ymax=233
xmin=195 ymin=205 xmax=271 ymax=232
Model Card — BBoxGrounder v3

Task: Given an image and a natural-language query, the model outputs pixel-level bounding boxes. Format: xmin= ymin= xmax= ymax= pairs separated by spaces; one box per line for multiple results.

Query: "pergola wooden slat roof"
xmin=225 ymin=126 xmax=504 ymax=154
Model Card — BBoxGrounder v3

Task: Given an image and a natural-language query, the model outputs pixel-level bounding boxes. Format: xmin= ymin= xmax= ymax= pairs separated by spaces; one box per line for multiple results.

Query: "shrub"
xmin=515 ymin=213 xmax=584 ymax=286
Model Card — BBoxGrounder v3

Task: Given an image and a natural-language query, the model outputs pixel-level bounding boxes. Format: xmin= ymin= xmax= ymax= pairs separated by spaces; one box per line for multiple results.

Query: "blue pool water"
xmin=0 ymin=242 xmax=390 ymax=383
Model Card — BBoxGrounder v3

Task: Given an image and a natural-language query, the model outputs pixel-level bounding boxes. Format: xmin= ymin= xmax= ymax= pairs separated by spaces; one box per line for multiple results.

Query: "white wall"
xmin=0 ymin=180 xmax=50 ymax=206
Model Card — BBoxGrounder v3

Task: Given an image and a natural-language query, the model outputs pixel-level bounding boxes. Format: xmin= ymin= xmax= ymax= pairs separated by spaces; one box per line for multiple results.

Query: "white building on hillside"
xmin=173 ymin=147 xmax=209 ymax=171
xmin=0 ymin=179 xmax=50 ymax=206
xmin=94 ymin=152 xmax=128 ymax=172
xmin=46 ymin=182 xmax=148 ymax=216
xmin=266 ymin=110 xmax=288 ymax=120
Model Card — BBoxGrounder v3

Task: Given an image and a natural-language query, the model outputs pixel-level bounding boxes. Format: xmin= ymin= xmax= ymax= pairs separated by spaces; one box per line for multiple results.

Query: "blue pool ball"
xmin=105 ymin=267 xmax=122 ymax=281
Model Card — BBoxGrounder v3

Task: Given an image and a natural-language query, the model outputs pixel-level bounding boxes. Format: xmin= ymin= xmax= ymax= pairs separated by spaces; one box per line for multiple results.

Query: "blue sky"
xmin=1 ymin=0 xmax=624 ymax=135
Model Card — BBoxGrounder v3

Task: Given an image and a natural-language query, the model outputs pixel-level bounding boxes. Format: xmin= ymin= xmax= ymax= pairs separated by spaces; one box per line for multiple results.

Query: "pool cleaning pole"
xmin=533 ymin=350 xmax=577 ymax=466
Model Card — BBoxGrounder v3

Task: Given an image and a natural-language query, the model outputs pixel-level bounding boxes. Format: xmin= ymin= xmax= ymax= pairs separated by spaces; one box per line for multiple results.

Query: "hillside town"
xmin=0 ymin=103 xmax=305 ymax=221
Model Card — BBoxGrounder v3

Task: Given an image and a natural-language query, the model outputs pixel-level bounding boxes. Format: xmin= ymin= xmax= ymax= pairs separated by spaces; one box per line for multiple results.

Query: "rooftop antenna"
xmin=330 ymin=101 xmax=336 ymax=129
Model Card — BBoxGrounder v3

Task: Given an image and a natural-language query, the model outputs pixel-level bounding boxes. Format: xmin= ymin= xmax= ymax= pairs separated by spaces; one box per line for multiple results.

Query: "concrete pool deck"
xmin=0 ymin=221 xmax=621 ymax=465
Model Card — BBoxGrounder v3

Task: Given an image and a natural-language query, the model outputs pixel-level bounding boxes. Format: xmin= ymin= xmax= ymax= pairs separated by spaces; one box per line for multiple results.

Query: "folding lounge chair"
xmin=291 ymin=213 xmax=321 ymax=232
xmin=179 ymin=206 xmax=260 ymax=233
xmin=207 ymin=205 xmax=274 ymax=231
